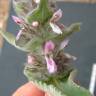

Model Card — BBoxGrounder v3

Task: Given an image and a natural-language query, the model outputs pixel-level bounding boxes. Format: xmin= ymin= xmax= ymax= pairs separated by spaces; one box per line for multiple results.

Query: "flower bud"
xmin=45 ymin=56 xmax=57 ymax=74
xmin=12 ymin=16 xmax=23 ymax=25
xmin=32 ymin=21 xmax=39 ymax=27
xmin=33 ymin=0 xmax=40 ymax=4
xmin=27 ymin=55 xmax=36 ymax=64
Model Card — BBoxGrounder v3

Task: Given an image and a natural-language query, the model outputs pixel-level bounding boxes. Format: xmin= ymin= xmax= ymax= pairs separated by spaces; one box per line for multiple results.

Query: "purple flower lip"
xmin=45 ymin=56 xmax=57 ymax=74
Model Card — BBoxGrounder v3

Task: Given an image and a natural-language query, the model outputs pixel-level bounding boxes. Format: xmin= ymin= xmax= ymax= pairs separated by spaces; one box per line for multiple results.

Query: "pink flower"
xmin=50 ymin=9 xmax=62 ymax=23
xmin=45 ymin=56 xmax=57 ymax=74
xmin=16 ymin=30 xmax=22 ymax=40
xmin=12 ymin=16 xmax=23 ymax=25
xmin=49 ymin=9 xmax=64 ymax=34
xmin=44 ymin=40 xmax=55 ymax=54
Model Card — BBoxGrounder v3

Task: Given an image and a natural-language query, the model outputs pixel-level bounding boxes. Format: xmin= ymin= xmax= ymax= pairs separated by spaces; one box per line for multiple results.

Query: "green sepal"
xmin=26 ymin=0 xmax=53 ymax=24
xmin=23 ymin=62 xmax=49 ymax=81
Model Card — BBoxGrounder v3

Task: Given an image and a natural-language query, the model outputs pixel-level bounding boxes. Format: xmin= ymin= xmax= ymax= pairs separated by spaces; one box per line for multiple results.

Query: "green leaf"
xmin=0 ymin=29 xmax=44 ymax=53
xmin=13 ymin=0 xmax=35 ymax=18
xmin=26 ymin=0 xmax=53 ymax=24
xmin=53 ymin=71 xmax=92 ymax=96
xmin=59 ymin=81 xmax=92 ymax=96
xmin=0 ymin=28 xmax=16 ymax=46
xmin=0 ymin=29 xmax=30 ymax=52
xmin=52 ymin=23 xmax=81 ymax=43
xmin=24 ymin=66 xmax=91 ymax=96
xmin=31 ymin=80 xmax=66 ymax=96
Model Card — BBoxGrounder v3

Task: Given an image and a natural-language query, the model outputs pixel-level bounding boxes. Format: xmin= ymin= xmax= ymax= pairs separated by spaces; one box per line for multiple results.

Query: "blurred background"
xmin=0 ymin=0 xmax=96 ymax=96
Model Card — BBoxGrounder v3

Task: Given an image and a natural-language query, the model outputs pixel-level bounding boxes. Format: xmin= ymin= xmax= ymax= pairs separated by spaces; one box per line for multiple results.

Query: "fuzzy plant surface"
xmin=0 ymin=0 xmax=92 ymax=96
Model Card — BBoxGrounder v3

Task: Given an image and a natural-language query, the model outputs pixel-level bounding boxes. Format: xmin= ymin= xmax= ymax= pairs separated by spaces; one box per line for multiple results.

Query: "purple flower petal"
xmin=16 ymin=30 xmax=22 ymax=40
xmin=50 ymin=9 xmax=62 ymax=22
xmin=45 ymin=56 xmax=57 ymax=74
xmin=44 ymin=40 xmax=55 ymax=54
xmin=12 ymin=15 xmax=23 ymax=25
xmin=50 ymin=22 xmax=62 ymax=34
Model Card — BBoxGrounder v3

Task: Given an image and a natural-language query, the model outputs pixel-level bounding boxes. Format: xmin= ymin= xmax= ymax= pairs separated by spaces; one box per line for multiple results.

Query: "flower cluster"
xmin=12 ymin=0 xmax=70 ymax=74
xmin=0 ymin=0 xmax=81 ymax=78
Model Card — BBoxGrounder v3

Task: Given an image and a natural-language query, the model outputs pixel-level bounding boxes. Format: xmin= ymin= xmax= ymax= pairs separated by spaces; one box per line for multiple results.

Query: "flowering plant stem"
xmin=0 ymin=0 xmax=92 ymax=96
